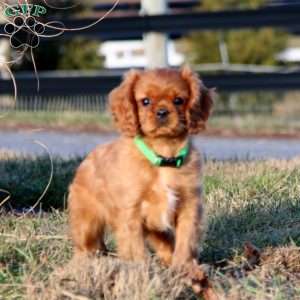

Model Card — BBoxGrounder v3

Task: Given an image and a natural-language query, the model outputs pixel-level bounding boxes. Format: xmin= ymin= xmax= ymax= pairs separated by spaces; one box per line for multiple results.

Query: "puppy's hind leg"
xmin=68 ymin=186 xmax=107 ymax=258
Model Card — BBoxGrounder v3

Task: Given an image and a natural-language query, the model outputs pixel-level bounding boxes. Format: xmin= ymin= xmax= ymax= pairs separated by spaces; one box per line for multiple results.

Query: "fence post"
xmin=0 ymin=10 xmax=11 ymax=79
xmin=141 ymin=0 xmax=169 ymax=69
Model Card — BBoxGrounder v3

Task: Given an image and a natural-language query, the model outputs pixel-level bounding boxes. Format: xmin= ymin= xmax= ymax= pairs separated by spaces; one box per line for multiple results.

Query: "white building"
xmin=99 ymin=40 xmax=185 ymax=69
xmin=277 ymin=47 xmax=300 ymax=63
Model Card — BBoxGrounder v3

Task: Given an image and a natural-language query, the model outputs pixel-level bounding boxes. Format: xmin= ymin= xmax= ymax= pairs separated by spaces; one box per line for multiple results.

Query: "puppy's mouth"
xmin=156 ymin=118 xmax=169 ymax=127
xmin=141 ymin=111 xmax=186 ymax=136
xmin=147 ymin=120 xmax=186 ymax=136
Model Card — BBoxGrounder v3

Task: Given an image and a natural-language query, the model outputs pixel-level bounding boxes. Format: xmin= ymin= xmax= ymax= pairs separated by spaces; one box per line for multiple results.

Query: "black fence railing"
xmin=93 ymin=1 xmax=199 ymax=12
xmin=1 ymin=5 xmax=300 ymax=100
xmin=1 ymin=71 xmax=300 ymax=96
xmin=1 ymin=5 xmax=300 ymax=40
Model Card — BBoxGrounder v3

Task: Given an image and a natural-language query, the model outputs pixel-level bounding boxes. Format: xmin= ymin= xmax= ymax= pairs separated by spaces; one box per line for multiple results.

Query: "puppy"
xmin=68 ymin=67 xmax=214 ymax=291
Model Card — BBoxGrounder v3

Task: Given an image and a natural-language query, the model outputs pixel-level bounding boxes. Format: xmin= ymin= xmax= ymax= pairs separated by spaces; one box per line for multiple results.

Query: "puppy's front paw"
xmin=175 ymin=260 xmax=219 ymax=300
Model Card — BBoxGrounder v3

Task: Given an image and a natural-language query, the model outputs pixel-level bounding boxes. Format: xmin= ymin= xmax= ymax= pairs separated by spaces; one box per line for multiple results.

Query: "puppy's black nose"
xmin=156 ymin=108 xmax=169 ymax=120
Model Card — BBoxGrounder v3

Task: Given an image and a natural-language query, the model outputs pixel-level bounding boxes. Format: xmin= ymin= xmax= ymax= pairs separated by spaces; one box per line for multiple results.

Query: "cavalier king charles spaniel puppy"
xmin=68 ymin=66 xmax=215 ymax=297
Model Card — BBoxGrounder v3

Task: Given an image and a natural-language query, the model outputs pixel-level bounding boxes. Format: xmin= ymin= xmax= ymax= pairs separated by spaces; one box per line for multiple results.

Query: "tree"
xmin=199 ymin=0 xmax=265 ymax=11
xmin=180 ymin=0 xmax=288 ymax=66
xmin=58 ymin=37 xmax=103 ymax=70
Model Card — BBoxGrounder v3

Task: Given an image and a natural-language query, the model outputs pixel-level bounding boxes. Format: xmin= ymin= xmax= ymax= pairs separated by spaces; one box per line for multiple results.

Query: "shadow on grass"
xmin=202 ymin=166 xmax=300 ymax=263
xmin=202 ymin=205 xmax=300 ymax=264
xmin=0 ymin=156 xmax=82 ymax=210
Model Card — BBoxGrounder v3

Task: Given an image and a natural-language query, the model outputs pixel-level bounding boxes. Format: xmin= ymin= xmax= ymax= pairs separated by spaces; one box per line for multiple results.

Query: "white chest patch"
xmin=161 ymin=183 xmax=179 ymax=230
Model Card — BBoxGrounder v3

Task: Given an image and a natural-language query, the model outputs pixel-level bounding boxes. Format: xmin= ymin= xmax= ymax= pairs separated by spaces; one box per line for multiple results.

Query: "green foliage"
xmin=226 ymin=29 xmax=287 ymax=65
xmin=58 ymin=37 xmax=103 ymax=70
xmin=181 ymin=0 xmax=288 ymax=66
xmin=201 ymin=0 xmax=265 ymax=10
xmin=13 ymin=38 xmax=103 ymax=71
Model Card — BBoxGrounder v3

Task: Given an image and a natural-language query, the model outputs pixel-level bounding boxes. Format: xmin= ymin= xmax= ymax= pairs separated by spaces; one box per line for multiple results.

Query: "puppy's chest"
xmin=141 ymin=172 xmax=180 ymax=232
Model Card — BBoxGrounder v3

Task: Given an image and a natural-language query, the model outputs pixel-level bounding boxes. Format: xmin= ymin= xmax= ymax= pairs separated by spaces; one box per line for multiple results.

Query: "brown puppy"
xmin=68 ymin=66 xmax=214 ymax=273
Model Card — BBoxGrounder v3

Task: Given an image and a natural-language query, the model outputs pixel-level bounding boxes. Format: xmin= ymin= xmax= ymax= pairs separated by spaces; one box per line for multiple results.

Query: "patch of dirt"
xmin=1 ymin=123 xmax=300 ymax=140
xmin=203 ymin=128 xmax=300 ymax=140
xmin=0 ymin=123 xmax=114 ymax=134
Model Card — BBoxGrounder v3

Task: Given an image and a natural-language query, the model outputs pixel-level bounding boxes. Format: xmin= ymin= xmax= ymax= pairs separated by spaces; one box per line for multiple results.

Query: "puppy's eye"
xmin=173 ymin=97 xmax=185 ymax=106
xmin=142 ymin=98 xmax=151 ymax=106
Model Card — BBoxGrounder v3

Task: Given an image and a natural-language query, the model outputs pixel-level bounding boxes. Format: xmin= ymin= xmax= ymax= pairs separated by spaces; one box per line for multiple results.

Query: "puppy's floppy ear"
xmin=181 ymin=66 xmax=214 ymax=134
xmin=109 ymin=70 xmax=141 ymax=137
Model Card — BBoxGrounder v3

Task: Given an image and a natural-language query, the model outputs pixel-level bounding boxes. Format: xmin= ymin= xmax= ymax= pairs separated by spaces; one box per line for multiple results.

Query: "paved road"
xmin=1 ymin=130 xmax=300 ymax=160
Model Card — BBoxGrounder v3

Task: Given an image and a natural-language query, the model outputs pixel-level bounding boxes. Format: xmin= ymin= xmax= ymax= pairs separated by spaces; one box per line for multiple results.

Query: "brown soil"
xmin=1 ymin=123 xmax=300 ymax=140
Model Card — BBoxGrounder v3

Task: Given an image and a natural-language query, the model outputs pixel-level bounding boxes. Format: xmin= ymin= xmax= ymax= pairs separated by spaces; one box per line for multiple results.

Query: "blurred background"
xmin=1 ymin=0 xmax=300 ymax=159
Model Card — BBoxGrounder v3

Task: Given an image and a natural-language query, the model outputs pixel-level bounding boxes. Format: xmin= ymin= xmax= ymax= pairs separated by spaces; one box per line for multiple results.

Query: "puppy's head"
xmin=109 ymin=66 xmax=214 ymax=137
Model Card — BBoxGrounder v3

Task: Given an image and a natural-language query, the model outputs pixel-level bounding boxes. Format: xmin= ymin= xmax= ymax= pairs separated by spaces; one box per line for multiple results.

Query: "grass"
xmin=1 ymin=111 xmax=300 ymax=137
xmin=0 ymin=111 xmax=112 ymax=132
xmin=0 ymin=156 xmax=300 ymax=299
xmin=0 ymin=155 xmax=81 ymax=209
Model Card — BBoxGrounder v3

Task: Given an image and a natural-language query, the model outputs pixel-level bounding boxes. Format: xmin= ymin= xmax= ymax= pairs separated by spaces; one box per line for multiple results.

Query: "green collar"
xmin=134 ymin=136 xmax=189 ymax=168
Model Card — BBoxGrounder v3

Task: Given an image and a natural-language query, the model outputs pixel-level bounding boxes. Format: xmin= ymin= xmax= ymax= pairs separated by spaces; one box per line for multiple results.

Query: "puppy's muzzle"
xmin=156 ymin=108 xmax=169 ymax=123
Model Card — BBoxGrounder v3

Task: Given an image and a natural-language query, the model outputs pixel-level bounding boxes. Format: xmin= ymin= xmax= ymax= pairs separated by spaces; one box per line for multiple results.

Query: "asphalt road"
xmin=1 ymin=130 xmax=300 ymax=161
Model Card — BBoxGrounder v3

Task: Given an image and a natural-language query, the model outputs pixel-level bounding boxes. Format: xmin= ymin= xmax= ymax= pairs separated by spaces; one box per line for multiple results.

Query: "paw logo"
xmin=4 ymin=16 xmax=45 ymax=49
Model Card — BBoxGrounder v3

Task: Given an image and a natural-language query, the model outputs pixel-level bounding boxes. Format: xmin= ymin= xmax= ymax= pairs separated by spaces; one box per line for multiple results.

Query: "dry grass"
xmin=1 ymin=159 xmax=300 ymax=299
xmin=0 ymin=111 xmax=112 ymax=133
xmin=216 ymin=246 xmax=300 ymax=300
xmin=30 ymin=256 xmax=189 ymax=300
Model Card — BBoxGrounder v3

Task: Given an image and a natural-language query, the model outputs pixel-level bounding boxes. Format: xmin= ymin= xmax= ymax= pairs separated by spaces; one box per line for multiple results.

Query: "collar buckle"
xmin=158 ymin=155 xmax=178 ymax=167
